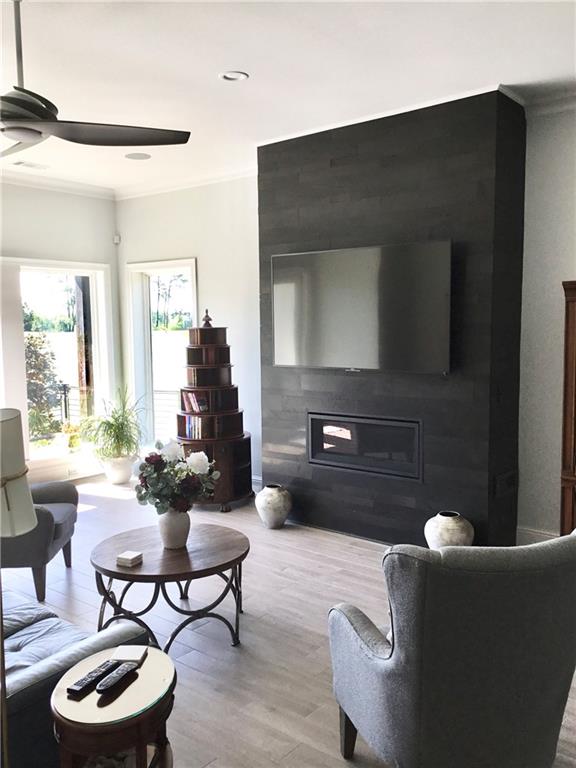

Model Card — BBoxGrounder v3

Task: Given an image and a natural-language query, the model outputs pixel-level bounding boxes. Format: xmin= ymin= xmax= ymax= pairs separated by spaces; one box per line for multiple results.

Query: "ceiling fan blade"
xmin=5 ymin=120 xmax=190 ymax=147
xmin=0 ymin=141 xmax=25 ymax=158
xmin=13 ymin=86 xmax=58 ymax=116
xmin=1 ymin=94 xmax=54 ymax=121
xmin=0 ymin=136 xmax=46 ymax=158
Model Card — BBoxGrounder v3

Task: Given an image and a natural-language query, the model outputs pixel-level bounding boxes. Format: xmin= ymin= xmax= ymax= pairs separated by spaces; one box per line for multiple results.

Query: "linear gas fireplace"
xmin=308 ymin=412 xmax=421 ymax=480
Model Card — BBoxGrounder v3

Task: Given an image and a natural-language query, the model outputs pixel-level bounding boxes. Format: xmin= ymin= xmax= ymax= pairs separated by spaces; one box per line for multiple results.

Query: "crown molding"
xmin=0 ymin=170 xmax=115 ymax=200
xmin=527 ymin=93 xmax=576 ymax=117
xmin=114 ymin=168 xmax=258 ymax=201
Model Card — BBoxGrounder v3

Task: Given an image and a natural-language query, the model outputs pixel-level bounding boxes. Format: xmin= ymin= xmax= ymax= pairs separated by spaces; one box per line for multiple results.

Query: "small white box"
xmin=111 ymin=645 xmax=149 ymax=665
xmin=116 ymin=550 xmax=143 ymax=567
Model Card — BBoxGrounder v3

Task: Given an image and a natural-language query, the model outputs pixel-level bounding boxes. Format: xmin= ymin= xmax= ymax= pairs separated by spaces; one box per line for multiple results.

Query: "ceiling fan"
xmin=0 ymin=0 xmax=190 ymax=159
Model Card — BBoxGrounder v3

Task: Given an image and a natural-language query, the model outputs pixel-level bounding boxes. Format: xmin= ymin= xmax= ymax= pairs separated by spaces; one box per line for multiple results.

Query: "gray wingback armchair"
xmin=1 ymin=481 xmax=78 ymax=601
xmin=329 ymin=535 xmax=576 ymax=768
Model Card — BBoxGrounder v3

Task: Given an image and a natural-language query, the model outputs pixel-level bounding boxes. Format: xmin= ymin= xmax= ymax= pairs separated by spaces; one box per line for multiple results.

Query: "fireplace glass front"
xmin=308 ymin=412 xmax=421 ymax=479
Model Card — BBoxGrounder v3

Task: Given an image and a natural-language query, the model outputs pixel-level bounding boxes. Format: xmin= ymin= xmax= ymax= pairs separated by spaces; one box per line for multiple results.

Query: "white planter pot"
xmin=255 ymin=484 xmax=292 ymax=529
xmin=102 ymin=456 xmax=135 ymax=485
xmin=158 ymin=508 xmax=191 ymax=549
xmin=424 ymin=510 xmax=475 ymax=550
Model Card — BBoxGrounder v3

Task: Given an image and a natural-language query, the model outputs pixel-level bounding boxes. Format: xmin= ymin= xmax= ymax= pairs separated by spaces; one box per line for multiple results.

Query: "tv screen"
xmin=272 ymin=242 xmax=451 ymax=373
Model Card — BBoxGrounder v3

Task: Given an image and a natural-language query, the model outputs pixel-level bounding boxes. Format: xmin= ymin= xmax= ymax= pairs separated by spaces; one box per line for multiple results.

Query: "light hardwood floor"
xmin=4 ymin=480 xmax=576 ymax=767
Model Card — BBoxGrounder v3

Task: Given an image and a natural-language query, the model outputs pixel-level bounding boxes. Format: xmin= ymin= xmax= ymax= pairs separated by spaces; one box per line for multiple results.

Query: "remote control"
xmin=67 ymin=659 xmax=121 ymax=697
xmin=96 ymin=661 xmax=140 ymax=694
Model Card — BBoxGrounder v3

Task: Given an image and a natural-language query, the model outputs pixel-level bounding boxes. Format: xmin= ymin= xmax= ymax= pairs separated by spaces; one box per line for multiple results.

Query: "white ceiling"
xmin=1 ymin=1 xmax=575 ymax=198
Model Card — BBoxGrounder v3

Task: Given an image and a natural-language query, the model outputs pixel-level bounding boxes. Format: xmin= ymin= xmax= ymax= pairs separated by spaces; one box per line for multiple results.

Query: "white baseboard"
xmin=516 ymin=526 xmax=558 ymax=545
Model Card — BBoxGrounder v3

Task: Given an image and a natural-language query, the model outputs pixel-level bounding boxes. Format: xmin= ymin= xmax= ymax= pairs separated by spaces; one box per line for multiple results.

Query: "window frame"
xmin=0 ymin=256 xmax=116 ymax=480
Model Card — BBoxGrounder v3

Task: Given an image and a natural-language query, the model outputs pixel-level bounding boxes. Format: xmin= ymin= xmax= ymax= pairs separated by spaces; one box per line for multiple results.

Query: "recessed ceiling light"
xmin=219 ymin=71 xmax=249 ymax=82
xmin=125 ymin=152 xmax=151 ymax=160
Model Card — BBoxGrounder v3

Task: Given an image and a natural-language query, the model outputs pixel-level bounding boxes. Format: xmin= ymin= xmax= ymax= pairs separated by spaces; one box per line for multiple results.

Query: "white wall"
xmin=518 ymin=105 xmax=576 ymax=539
xmin=0 ymin=181 xmax=121 ymax=384
xmin=1 ymin=182 xmax=117 ymax=264
xmin=116 ymin=175 xmax=262 ymax=479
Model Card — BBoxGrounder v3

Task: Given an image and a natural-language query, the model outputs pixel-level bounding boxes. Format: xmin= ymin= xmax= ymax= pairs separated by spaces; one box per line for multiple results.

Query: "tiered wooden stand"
xmin=177 ymin=311 xmax=252 ymax=512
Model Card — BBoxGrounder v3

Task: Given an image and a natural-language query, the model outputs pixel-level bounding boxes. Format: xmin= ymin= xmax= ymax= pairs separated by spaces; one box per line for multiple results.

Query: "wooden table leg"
xmin=136 ymin=739 xmax=148 ymax=768
xmin=58 ymin=745 xmax=77 ymax=768
xmin=156 ymin=719 xmax=168 ymax=749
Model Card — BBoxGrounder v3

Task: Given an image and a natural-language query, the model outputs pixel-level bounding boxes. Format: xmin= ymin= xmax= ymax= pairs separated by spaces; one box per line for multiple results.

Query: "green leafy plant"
xmin=28 ymin=406 xmax=61 ymax=440
xmin=81 ymin=389 xmax=141 ymax=459
xmin=24 ymin=333 xmax=62 ymax=438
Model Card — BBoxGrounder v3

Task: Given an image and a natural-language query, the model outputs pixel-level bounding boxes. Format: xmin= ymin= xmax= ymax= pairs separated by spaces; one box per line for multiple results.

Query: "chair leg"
xmin=63 ymin=540 xmax=72 ymax=568
xmin=339 ymin=706 xmax=357 ymax=760
xmin=32 ymin=566 xmax=46 ymax=602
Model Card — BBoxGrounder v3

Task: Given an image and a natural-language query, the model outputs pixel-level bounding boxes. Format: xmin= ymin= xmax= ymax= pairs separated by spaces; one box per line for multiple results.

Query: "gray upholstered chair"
xmin=329 ymin=535 xmax=576 ymax=768
xmin=1 ymin=481 xmax=78 ymax=601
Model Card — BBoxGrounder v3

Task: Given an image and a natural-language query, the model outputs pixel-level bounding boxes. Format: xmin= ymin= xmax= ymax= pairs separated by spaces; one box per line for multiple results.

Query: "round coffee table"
xmin=90 ymin=523 xmax=250 ymax=652
xmin=51 ymin=647 xmax=175 ymax=768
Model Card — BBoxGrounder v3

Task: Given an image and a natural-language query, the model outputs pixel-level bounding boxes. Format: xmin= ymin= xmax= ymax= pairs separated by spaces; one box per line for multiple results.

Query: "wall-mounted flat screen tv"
xmin=272 ymin=241 xmax=451 ymax=373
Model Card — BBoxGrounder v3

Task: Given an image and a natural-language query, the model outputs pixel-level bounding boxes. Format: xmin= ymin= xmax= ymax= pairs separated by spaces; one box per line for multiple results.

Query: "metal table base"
xmin=96 ymin=563 xmax=243 ymax=652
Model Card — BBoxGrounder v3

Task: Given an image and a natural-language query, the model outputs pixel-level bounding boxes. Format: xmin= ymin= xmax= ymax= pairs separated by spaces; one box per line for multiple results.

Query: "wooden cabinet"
xmin=177 ymin=314 xmax=252 ymax=512
xmin=561 ymin=282 xmax=576 ymax=534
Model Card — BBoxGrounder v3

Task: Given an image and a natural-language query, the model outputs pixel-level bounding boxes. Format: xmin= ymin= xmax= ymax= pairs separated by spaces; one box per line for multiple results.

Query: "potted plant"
xmin=81 ymin=389 xmax=142 ymax=484
xmin=135 ymin=440 xmax=220 ymax=548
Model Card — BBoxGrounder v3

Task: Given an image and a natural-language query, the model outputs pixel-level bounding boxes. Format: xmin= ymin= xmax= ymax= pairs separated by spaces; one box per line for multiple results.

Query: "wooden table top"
xmin=90 ymin=523 xmax=250 ymax=583
xmin=51 ymin=648 xmax=175 ymax=726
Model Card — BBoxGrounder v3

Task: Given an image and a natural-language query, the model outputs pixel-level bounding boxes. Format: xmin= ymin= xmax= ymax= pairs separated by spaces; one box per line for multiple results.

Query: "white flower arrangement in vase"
xmin=135 ymin=440 xmax=220 ymax=548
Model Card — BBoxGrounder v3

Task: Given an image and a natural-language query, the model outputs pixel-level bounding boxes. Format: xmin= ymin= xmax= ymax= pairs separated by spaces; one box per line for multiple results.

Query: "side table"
xmin=51 ymin=648 xmax=176 ymax=768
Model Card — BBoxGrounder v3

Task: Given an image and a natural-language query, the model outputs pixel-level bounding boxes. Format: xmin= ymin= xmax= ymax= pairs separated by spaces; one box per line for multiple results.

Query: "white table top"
xmin=51 ymin=647 xmax=175 ymax=726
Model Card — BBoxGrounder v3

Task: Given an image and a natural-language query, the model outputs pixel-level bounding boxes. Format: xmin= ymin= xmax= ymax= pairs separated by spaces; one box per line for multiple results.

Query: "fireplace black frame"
xmin=307 ymin=411 xmax=422 ymax=481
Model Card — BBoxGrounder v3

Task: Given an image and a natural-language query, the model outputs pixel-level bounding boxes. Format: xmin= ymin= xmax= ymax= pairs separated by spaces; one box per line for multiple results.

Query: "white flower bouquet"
xmin=135 ymin=440 xmax=220 ymax=514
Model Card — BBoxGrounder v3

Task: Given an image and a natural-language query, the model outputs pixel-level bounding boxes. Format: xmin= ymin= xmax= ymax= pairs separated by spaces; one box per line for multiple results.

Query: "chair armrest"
xmin=329 ymin=603 xmax=391 ymax=662
xmin=6 ymin=621 xmax=149 ymax=715
xmin=329 ymin=603 xmax=402 ymax=758
xmin=30 ymin=481 xmax=78 ymax=507
xmin=1 ymin=507 xmax=55 ymax=568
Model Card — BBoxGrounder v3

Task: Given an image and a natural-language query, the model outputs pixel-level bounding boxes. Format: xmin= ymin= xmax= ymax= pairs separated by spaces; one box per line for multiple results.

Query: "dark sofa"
xmin=4 ymin=590 xmax=148 ymax=768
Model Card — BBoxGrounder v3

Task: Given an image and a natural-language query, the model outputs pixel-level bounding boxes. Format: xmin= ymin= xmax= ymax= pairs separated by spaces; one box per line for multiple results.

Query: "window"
xmin=0 ymin=258 xmax=115 ymax=480
xmin=21 ymin=269 xmax=94 ymax=460
xmin=125 ymin=260 xmax=197 ymax=445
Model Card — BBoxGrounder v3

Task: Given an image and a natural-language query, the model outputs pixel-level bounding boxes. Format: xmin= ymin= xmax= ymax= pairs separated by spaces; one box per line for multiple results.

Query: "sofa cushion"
xmin=5 ymin=616 xmax=88 ymax=675
xmin=2 ymin=591 xmax=57 ymax=639
xmin=38 ymin=502 xmax=77 ymax=538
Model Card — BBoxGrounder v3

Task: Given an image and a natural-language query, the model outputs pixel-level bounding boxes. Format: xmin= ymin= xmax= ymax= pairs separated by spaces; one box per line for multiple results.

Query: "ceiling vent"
xmin=12 ymin=160 xmax=49 ymax=170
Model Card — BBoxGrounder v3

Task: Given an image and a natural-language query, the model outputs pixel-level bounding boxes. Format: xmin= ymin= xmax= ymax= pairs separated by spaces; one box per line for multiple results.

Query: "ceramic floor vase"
xmin=158 ymin=508 xmax=191 ymax=549
xmin=424 ymin=510 xmax=474 ymax=550
xmin=255 ymin=484 xmax=292 ymax=529
xmin=102 ymin=456 xmax=135 ymax=485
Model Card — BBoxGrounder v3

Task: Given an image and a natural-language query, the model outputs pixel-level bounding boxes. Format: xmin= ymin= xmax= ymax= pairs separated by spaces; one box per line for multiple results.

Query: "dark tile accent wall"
xmin=258 ymin=92 xmax=526 ymax=545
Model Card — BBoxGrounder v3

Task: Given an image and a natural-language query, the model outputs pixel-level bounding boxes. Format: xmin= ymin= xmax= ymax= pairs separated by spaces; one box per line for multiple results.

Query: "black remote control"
xmin=67 ymin=659 xmax=121 ymax=697
xmin=96 ymin=661 xmax=140 ymax=694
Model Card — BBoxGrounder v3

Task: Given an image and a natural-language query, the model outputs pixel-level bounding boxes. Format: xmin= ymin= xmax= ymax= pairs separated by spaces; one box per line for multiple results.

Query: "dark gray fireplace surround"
xmin=258 ymin=91 xmax=526 ymax=546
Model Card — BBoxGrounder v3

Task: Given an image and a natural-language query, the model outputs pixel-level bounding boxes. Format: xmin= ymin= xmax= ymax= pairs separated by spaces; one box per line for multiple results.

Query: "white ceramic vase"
xmin=158 ymin=508 xmax=191 ymax=549
xmin=102 ymin=456 xmax=135 ymax=485
xmin=255 ymin=484 xmax=292 ymax=529
xmin=424 ymin=510 xmax=474 ymax=550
